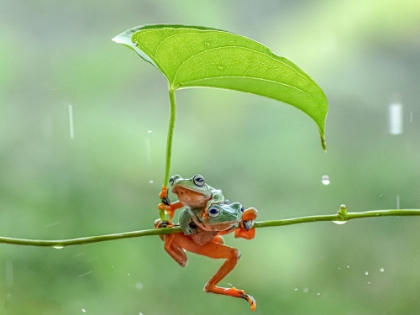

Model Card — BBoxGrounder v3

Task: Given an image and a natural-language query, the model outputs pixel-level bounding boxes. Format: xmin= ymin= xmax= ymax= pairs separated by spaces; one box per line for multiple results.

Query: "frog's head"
xmin=170 ymin=174 xmax=212 ymax=208
xmin=204 ymin=202 xmax=244 ymax=226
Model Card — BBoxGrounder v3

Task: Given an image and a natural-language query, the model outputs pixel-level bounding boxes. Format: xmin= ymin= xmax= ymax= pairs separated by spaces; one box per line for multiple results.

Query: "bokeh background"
xmin=1 ymin=0 xmax=419 ymax=314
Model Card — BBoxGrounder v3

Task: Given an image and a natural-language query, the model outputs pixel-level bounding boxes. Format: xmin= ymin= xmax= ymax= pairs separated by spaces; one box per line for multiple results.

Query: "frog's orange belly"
xmin=173 ymin=187 xmax=210 ymax=208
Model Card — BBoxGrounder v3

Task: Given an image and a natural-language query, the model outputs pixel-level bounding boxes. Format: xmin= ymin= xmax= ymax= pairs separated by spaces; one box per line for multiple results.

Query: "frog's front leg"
xmin=235 ymin=207 xmax=258 ymax=240
xmin=158 ymin=185 xmax=184 ymax=221
xmin=174 ymin=234 xmax=256 ymax=311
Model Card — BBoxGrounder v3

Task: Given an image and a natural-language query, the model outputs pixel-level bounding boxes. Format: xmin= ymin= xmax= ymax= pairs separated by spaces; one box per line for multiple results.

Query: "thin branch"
xmin=1 ymin=208 xmax=420 ymax=248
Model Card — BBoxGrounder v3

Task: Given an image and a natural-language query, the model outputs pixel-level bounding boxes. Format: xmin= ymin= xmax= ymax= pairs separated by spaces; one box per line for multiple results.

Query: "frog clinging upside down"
xmin=156 ymin=174 xmax=258 ymax=311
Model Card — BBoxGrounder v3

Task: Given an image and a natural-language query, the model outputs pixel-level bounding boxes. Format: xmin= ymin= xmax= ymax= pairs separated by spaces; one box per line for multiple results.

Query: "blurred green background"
xmin=1 ymin=0 xmax=419 ymax=314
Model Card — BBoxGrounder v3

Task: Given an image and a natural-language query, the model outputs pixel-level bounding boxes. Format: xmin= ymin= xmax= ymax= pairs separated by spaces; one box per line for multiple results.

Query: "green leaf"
xmin=113 ymin=25 xmax=328 ymax=150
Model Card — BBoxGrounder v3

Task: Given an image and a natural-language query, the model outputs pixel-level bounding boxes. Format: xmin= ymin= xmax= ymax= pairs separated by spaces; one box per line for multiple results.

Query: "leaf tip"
xmin=321 ymin=135 xmax=327 ymax=152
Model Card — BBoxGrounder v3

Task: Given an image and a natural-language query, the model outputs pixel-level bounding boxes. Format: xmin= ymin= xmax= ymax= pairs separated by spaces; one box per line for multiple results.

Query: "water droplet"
xmin=127 ymin=273 xmax=131 ymax=276
xmin=321 ymin=175 xmax=330 ymax=185
xmin=317 ymin=292 xmax=321 ymax=296
xmin=294 ymin=288 xmax=298 ymax=291
xmin=365 ymin=271 xmax=369 ymax=276
xmin=135 ymin=282 xmax=144 ymax=290
xmin=68 ymin=104 xmax=75 ymax=139
xmin=52 ymin=245 xmax=64 ymax=249
xmin=367 ymin=281 xmax=371 ymax=285
xmin=332 ymin=220 xmax=347 ymax=225
xmin=380 ymin=268 xmax=385 ymax=272
xmin=347 ymin=265 xmax=350 ymax=268
xmin=303 ymin=287 xmax=309 ymax=293
xmin=82 ymin=309 xmax=86 ymax=313
xmin=149 ymin=180 xmax=154 ymax=184
xmin=389 ymin=102 xmax=403 ymax=135
xmin=147 ymin=130 xmax=152 ymax=133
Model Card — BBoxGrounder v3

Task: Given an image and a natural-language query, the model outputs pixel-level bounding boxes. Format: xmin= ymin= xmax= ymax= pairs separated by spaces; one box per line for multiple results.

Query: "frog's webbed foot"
xmin=157 ymin=186 xmax=184 ymax=221
xmin=205 ymin=286 xmax=256 ymax=312
xmin=235 ymin=207 xmax=258 ymax=240
xmin=154 ymin=219 xmax=176 ymax=241
xmin=154 ymin=219 xmax=175 ymax=229
xmin=243 ymin=293 xmax=257 ymax=312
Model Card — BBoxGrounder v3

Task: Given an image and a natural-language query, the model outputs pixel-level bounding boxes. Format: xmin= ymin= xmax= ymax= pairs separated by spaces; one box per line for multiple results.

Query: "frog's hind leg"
xmin=211 ymin=234 xmax=225 ymax=244
xmin=175 ymin=234 xmax=256 ymax=311
xmin=163 ymin=234 xmax=188 ymax=267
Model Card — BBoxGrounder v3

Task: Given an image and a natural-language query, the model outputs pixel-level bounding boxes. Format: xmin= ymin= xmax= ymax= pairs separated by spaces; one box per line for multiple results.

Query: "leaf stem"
xmin=1 ymin=209 xmax=419 ymax=248
xmin=159 ymin=86 xmax=178 ymax=221
xmin=164 ymin=87 xmax=177 ymax=186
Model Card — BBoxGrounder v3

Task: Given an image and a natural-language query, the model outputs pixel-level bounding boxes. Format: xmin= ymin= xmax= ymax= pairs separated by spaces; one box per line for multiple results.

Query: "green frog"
xmin=158 ymin=174 xmax=224 ymax=222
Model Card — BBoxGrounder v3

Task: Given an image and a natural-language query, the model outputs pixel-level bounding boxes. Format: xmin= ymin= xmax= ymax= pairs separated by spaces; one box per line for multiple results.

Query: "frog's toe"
xmin=243 ymin=220 xmax=255 ymax=231
xmin=242 ymin=294 xmax=257 ymax=312
xmin=155 ymin=219 xmax=174 ymax=228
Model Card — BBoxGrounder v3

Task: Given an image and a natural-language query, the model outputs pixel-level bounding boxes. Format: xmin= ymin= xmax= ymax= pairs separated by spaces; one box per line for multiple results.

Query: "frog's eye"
xmin=208 ymin=206 xmax=220 ymax=218
xmin=192 ymin=174 xmax=205 ymax=187
xmin=169 ymin=176 xmax=176 ymax=186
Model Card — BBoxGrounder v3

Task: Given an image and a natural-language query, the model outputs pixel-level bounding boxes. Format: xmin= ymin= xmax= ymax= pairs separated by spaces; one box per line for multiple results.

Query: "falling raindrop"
xmin=149 ymin=180 xmax=154 ymax=184
xmin=294 ymin=288 xmax=298 ymax=291
xmin=317 ymin=293 xmax=321 ymax=296
xmin=68 ymin=104 xmax=75 ymax=139
xmin=321 ymin=175 xmax=330 ymax=185
xmin=5 ymin=261 xmax=13 ymax=287
xmin=135 ymin=282 xmax=144 ymax=290
xmin=78 ymin=271 xmax=93 ymax=278
xmin=367 ymin=282 xmax=371 ymax=285
xmin=365 ymin=271 xmax=369 ymax=276
xmin=380 ymin=268 xmax=385 ymax=272
xmin=82 ymin=309 xmax=86 ymax=313
xmin=347 ymin=265 xmax=350 ymax=268
xmin=389 ymin=102 xmax=403 ymax=135
xmin=147 ymin=130 xmax=152 ymax=133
